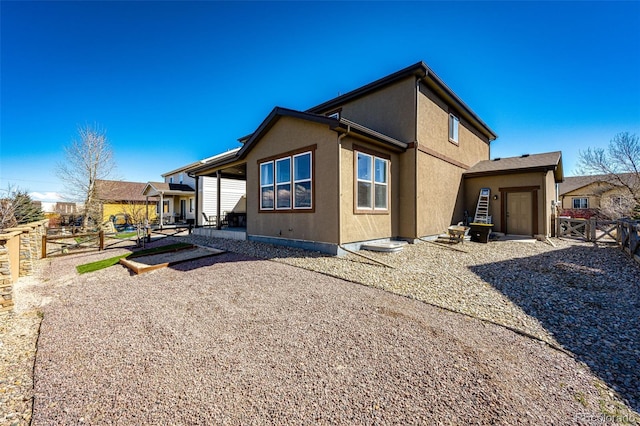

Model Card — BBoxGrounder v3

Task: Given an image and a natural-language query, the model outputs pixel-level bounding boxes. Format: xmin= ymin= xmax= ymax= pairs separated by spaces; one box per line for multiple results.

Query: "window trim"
xmin=572 ymin=197 xmax=589 ymax=209
xmin=258 ymin=145 xmax=316 ymax=213
xmin=275 ymin=157 xmax=292 ymax=210
xmin=449 ymin=113 xmax=459 ymax=145
xmin=353 ymin=144 xmax=390 ymax=215
xmin=259 ymin=161 xmax=275 ymax=210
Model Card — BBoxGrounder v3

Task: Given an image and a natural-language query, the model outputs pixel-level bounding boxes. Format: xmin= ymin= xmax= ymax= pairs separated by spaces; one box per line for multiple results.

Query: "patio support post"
xmin=194 ymin=175 xmax=200 ymax=227
xmin=216 ymin=170 xmax=222 ymax=230
xmin=160 ymin=192 xmax=164 ymax=230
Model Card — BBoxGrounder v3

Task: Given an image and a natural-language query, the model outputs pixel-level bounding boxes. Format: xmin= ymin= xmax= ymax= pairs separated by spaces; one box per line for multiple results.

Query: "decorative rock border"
xmin=0 ymin=220 xmax=48 ymax=315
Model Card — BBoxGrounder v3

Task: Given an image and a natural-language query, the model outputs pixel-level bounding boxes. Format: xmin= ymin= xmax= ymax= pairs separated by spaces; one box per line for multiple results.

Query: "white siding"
xmin=201 ymin=177 xmax=246 ymax=218
xmin=165 ymin=173 xmax=196 ymax=187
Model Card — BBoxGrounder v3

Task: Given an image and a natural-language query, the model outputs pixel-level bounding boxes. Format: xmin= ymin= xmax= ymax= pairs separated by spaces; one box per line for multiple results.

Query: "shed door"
xmin=507 ymin=192 xmax=532 ymax=235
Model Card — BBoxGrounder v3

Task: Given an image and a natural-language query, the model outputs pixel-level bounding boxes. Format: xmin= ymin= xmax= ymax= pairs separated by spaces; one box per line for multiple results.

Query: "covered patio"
xmin=190 ymin=153 xmax=247 ymax=237
xmin=142 ymin=182 xmax=195 ymax=228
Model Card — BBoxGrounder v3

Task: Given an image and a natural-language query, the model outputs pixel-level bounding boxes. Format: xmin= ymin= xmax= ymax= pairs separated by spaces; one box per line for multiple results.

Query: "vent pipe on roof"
xmin=492 ymin=158 xmax=501 ymax=161
xmin=521 ymin=154 xmax=530 ymax=158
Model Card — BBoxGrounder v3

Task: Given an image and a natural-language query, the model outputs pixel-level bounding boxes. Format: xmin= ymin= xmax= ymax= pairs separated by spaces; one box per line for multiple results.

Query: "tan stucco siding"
xmin=338 ymin=137 xmax=400 ymax=244
xmin=245 ymin=117 xmax=339 ymax=244
xmin=398 ymin=148 xmax=417 ymax=238
xmin=544 ymin=170 xmax=556 ymax=234
xmin=416 ymin=152 xmax=466 ymax=237
xmin=465 ymin=172 xmax=550 ymax=235
xmin=417 ymin=84 xmax=490 ymax=168
xmin=339 ymin=77 xmax=416 ymax=143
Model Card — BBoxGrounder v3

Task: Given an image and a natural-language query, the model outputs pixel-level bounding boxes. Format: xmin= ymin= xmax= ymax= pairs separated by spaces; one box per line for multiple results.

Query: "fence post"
xmin=588 ymin=218 xmax=595 ymax=241
xmin=42 ymin=235 xmax=47 ymax=259
xmin=99 ymin=231 xmax=104 ymax=251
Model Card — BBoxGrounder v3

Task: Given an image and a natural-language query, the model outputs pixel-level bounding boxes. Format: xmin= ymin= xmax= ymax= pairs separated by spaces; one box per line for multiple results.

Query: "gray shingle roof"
xmin=464 ymin=151 xmax=563 ymax=180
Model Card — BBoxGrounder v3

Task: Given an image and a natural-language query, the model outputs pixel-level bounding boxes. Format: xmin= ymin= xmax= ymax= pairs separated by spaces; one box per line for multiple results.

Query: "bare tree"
xmin=56 ymin=124 xmax=117 ymax=228
xmin=577 ymin=132 xmax=640 ymax=219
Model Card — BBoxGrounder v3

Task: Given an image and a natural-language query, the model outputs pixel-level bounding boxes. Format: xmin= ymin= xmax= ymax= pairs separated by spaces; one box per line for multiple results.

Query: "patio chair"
xmin=201 ymin=212 xmax=216 ymax=227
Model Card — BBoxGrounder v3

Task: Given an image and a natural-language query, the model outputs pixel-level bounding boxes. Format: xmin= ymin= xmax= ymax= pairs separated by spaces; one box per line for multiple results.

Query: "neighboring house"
xmin=143 ymin=148 xmax=246 ymax=225
xmin=558 ymin=174 xmax=638 ymax=219
xmin=54 ymin=202 xmax=78 ymax=215
xmin=95 ymin=180 xmax=159 ymax=224
xmin=464 ymin=152 xmax=563 ymax=236
xmin=190 ymin=61 xmax=563 ymax=254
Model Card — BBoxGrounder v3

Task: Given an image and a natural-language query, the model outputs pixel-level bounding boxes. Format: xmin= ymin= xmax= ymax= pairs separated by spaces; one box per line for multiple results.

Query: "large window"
xmin=260 ymin=149 xmax=313 ymax=211
xmin=356 ymin=151 xmax=388 ymax=211
xmin=572 ymin=197 xmax=588 ymax=209
xmin=449 ymin=113 xmax=459 ymax=144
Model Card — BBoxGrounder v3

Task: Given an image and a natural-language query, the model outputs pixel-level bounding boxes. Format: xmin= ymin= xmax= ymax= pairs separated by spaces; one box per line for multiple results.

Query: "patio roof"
xmin=143 ymin=182 xmax=195 ymax=197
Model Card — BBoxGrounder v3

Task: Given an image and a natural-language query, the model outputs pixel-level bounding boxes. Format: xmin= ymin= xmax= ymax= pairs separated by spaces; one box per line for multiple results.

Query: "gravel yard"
xmin=181 ymin=234 xmax=640 ymax=414
xmin=1 ymin=235 xmax=639 ymax=424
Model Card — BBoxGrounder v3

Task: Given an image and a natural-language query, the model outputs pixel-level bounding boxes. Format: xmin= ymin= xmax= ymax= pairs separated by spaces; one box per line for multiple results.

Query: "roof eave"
xmin=464 ymin=165 xmax=560 ymax=179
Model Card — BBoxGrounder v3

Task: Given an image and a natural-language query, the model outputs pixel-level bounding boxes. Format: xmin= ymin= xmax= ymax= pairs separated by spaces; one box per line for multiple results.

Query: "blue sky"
xmin=1 ymin=1 xmax=639 ymax=202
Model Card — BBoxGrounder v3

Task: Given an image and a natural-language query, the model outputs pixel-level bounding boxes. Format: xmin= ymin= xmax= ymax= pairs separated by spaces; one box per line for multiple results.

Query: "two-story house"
xmin=190 ymin=61 xmax=563 ymax=254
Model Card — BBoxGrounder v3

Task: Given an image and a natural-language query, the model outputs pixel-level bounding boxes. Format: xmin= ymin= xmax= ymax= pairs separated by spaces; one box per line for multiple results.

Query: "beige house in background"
xmin=558 ymin=174 xmax=638 ymax=219
xmin=191 ymin=61 xmax=563 ymax=254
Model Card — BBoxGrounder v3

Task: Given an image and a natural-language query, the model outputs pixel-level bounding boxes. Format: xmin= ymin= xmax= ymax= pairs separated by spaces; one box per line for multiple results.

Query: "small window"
xmin=449 ymin=114 xmax=459 ymax=144
xmin=169 ymin=176 xmax=173 ymax=184
xmin=179 ymin=173 xmax=184 ymax=184
xmin=356 ymin=151 xmax=388 ymax=211
xmin=189 ymin=198 xmax=193 ymax=212
xmin=260 ymin=162 xmax=275 ymax=210
xmin=572 ymin=197 xmax=588 ymax=209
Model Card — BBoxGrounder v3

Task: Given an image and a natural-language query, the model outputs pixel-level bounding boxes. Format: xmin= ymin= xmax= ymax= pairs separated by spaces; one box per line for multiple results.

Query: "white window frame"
xmin=293 ymin=152 xmax=312 ymax=209
xmin=275 ymin=157 xmax=292 ymax=210
xmin=573 ymin=197 xmax=589 ymax=209
xmin=449 ymin=113 xmax=459 ymax=144
xmin=259 ymin=150 xmax=313 ymax=211
xmin=356 ymin=151 xmax=389 ymax=212
xmin=260 ymin=161 xmax=275 ymax=210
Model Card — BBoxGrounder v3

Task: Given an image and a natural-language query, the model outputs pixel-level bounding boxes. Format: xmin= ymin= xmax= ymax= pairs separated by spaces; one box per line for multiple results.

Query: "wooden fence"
xmin=42 ymin=231 xmax=104 ymax=258
xmin=557 ymin=217 xmax=640 ymax=264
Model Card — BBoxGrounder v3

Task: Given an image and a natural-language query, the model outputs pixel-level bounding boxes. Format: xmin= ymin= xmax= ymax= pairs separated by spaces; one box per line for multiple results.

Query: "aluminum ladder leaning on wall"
xmin=473 ymin=188 xmax=491 ymax=224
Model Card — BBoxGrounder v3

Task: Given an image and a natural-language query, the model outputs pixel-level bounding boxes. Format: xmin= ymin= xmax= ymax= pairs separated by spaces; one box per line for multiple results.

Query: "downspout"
xmin=414 ymin=76 xmax=420 ymax=240
xmin=337 ymin=124 xmax=351 ymax=246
